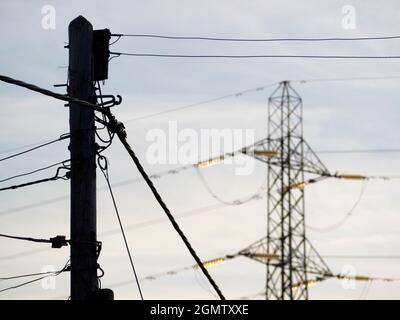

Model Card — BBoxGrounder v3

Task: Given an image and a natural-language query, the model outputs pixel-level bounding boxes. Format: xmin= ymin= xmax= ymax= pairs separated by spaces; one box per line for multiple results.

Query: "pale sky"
xmin=1 ymin=0 xmax=400 ymax=300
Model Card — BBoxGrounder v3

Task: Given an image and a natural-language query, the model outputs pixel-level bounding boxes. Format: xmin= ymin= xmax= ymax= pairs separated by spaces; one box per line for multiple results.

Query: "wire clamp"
xmin=50 ymin=235 xmax=68 ymax=248
xmin=106 ymin=114 xmax=127 ymax=139
xmin=96 ymin=94 xmax=122 ymax=108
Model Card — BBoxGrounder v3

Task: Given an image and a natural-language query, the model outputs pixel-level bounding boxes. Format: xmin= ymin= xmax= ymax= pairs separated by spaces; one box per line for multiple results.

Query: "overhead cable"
xmin=0 ymin=160 xmax=70 ymax=184
xmin=113 ymin=33 xmax=400 ymax=42
xmin=110 ymin=52 xmax=400 ymax=59
xmin=98 ymin=154 xmax=144 ymax=300
xmin=0 ymin=166 xmax=70 ymax=192
xmin=0 ymin=133 xmax=70 ymax=162
xmin=0 ymin=260 xmax=70 ymax=294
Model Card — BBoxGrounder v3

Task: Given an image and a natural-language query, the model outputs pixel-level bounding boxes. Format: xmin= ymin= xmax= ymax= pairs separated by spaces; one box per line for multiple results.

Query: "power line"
xmin=315 ymin=148 xmax=400 ymax=154
xmin=323 ymin=172 xmax=400 ymax=181
xmin=2 ymin=73 xmax=400 ymax=130
xmin=192 ymin=266 xmax=219 ymax=299
xmin=99 ymin=187 xmax=266 ymax=238
xmin=122 ymin=76 xmax=400 ymax=123
xmin=323 ymin=255 xmax=400 ymax=260
xmin=0 ymin=139 xmax=111 ymax=193
xmin=195 ymin=166 xmax=267 ymax=206
xmin=98 ymin=154 xmax=144 ymax=300
xmin=326 ymin=272 xmax=400 ymax=283
xmin=0 ymin=191 xmax=265 ymax=263
xmin=293 ymin=75 xmax=400 ymax=84
xmin=0 ymin=139 xmax=58 ymax=156
xmin=0 ymin=160 xmax=70 ymax=184
xmin=113 ymin=33 xmax=400 ymax=42
xmin=0 ymin=233 xmax=56 ymax=244
xmin=0 ymin=134 xmax=70 ymax=162
xmin=0 ymin=162 xmax=206 ymax=217
xmin=124 ymin=82 xmax=278 ymax=123
xmin=307 ymin=180 xmax=368 ymax=232
xmin=0 ymin=270 xmax=63 ymax=281
xmin=1 ymin=76 xmax=394 ymax=133
xmin=0 ymin=167 xmax=70 ymax=192
xmin=50 ymin=249 xmax=400 ymax=299
xmin=365 ymin=175 xmax=400 ymax=180
xmin=52 ymin=254 xmax=235 ymax=299
xmin=0 ymin=260 xmax=69 ymax=294
xmin=0 ymin=274 xmax=60 ymax=294
xmin=359 ymin=280 xmax=372 ymax=300
xmin=0 ymin=75 xmax=102 ymax=112
xmin=235 ymin=291 xmax=266 ymax=300
xmin=111 ymin=52 xmax=400 ymax=59
xmin=0 ymin=232 xmax=96 ymax=250
xmin=0 ymin=143 xmax=398 ymax=218
xmin=0 ymin=144 xmax=396 ymax=230
xmin=76 ymin=251 xmax=400 ymax=293
xmin=123 ymin=258 xmax=400 ymax=284
xmin=94 ymin=254 xmax=238 ymax=294
xmin=3 ymin=72 xmax=399 ymax=129
xmin=0 ymin=233 xmax=68 ymax=247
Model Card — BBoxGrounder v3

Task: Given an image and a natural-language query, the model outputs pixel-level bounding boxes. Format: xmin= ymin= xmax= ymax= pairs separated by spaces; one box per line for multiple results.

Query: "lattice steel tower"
xmin=241 ymin=81 xmax=332 ymax=300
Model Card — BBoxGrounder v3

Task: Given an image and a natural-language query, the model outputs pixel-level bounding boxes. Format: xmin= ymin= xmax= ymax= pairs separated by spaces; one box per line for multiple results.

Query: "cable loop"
xmin=97 ymin=264 xmax=105 ymax=279
xmin=97 ymin=154 xmax=108 ymax=172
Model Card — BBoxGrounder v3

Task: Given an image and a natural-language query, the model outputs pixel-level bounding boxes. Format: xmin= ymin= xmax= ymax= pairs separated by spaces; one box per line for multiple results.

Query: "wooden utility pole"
xmin=68 ymin=16 xmax=98 ymax=300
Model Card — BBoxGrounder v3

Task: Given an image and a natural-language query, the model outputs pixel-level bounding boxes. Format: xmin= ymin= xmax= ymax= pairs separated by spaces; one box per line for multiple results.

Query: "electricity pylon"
xmin=241 ymin=81 xmax=332 ymax=300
